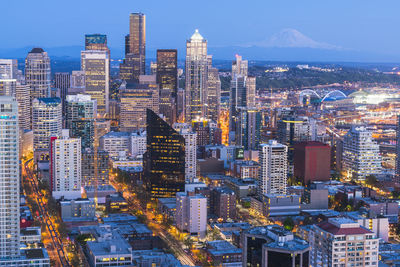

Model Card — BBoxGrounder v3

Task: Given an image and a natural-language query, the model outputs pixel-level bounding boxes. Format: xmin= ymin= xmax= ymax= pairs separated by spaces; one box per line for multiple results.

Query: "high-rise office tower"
xmin=50 ymin=130 xmax=82 ymax=200
xmin=0 ymin=59 xmax=18 ymax=79
xmin=174 ymin=123 xmax=197 ymax=182
xmin=144 ymin=109 xmax=185 ymax=198
xmin=206 ymin=67 xmax=221 ymax=122
xmin=70 ymin=70 xmax=85 ymax=91
xmin=176 ymin=191 xmax=207 ymax=238
xmin=25 ymin=48 xmax=51 ymax=99
xmin=32 ymin=98 xmax=62 ymax=158
xmin=342 ymin=126 xmax=381 ymax=180
xmin=66 ymin=94 xmax=96 ymax=149
xmin=232 ymin=54 xmax=248 ymax=77
xmin=157 ymin=49 xmax=178 ymax=125
xmin=185 ymin=29 xmax=208 ymax=122
xmin=0 ymin=96 xmax=20 ymax=259
xmin=310 ymin=218 xmax=379 ymax=267
xmin=235 ymin=108 xmax=261 ymax=150
xmin=119 ymin=80 xmax=159 ymax=131
xmin=81 ymin=50 xmax=109 ymax=116
xmin=15 ymin=82 xmax=31 ymax=130
xmin=54 ymin=72 xmax=71 ymax=115
xmin=259 ymin=140 xmax=288 ymax=195
xmin=120 ymin=13 xmax=146 ymax=83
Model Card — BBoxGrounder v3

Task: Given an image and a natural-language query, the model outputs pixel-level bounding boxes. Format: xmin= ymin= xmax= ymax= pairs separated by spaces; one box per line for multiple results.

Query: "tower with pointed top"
xmin=185 ymin=29 xmax=209 ymax=122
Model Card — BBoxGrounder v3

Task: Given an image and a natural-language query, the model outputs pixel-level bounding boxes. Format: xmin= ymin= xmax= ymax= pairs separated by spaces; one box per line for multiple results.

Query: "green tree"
xmin=183 ymin=237 xmax=194 ymax=249
xmin=283 ymin=217 xmax=295 ymax=231
xmin=365 ymin=175 xmax=377 ymax=187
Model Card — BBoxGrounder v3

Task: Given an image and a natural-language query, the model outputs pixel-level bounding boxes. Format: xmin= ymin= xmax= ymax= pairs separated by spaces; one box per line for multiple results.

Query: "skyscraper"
xmin=54 ymin=72 xmax=71 ymax=115
xmin=15 ymin=82 xmax=31 ymax=130
xmin=157 ymin=49 xmax=178 ymax=125
xmin=259 ymin=140 xmax=288 ymax=195
xmin=32 ymin=98 xmax=62 ymax=159
xmin=25 ymin=48 xmax=51 ymax=99
xmin=85 ymin=34 xmax=109 ymax=52
xmin=81 ymin=50 xmax=109 ymax=116
xmin=0 ymin=59 xmax=18 ymax=79
xmin=66 ymin=94 xmax=96 ymax=149
xmin=174 ymin=123 xmax=197 ymax=182
xmin=185 ymin=29 xmax=208 ymax=122
xmin=119 ymin=81 xmax=159 ymax=131
xmin=50 ymin=130 xmax=82 ymax=200
xmin=144 ymin=109 xmax=185 ymax=198
xmin=342 ymin=126 xmax=381 ymax=180
xmin=176 ymin=191 xmax=207 ymax=238
xmin=232 ymin=54 xmax=248 ymax=77
xmin=120 ymin=13 xmax=146 ymax=83
xmin=0 ymin=96 xmax=20 ymax=259
xmin=235 ymin=108 xmax=261 ymax=150
xmin=206 ymin=67 xmax=221 ymax=122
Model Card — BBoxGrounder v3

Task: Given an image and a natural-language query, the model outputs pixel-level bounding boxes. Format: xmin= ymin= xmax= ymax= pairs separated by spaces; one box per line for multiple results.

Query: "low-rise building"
xmin=105 ymin=193 xmax=129 ymax=213
xmin=60 ymin=198 xmax=96 ymax=222
xmin=205 ymin=240 xmax=242 ymax=267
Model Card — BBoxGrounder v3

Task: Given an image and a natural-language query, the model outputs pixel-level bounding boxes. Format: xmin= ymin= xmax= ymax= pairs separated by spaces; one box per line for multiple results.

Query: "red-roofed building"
xmin=310 ymin=218 xmax=379 ymax=267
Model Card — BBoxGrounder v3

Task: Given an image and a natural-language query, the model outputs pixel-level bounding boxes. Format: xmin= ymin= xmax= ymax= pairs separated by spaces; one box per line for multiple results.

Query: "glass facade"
xmin=25 ymin=48 xmax=51 ymax=99
xmin=157 ymin=49 xmax=178 ymax=125
xmin=144 ymin=109 xmax=185 ymax=198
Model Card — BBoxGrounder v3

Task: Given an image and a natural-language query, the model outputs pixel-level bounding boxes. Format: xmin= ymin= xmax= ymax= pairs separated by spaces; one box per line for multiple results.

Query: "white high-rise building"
xmin=259 ymin=140 xmax=288 ymax=195
xmin=25 ymin=48 xmax=51 ymax=99
xmin=174 ymin=123 xmax=197 ymax=182
xmin=51 ymin=130 xmax=82 ymax=200
xmin=15 ymin=82 xmax=31 ymax=130
xmin=32 ymin=98 xmax=62 ymax=158
xmin=81 ymin=50 xmax=109 ymax=116
xmin=232 ymin=54 xmax=248 ymax=78
xmin=130 ymin=131 xmax=146 ymax=158
xmin=0 ymin=59 xmax=18 ymax=79
xmin=176 ymin=192 xmax=207 ymax=238
xmin=0 ymin=96 xmax=20 ymax=259
xmin=185 ymin=29 xmax=208 ymax=122
xmin=309 ymin=218 xmax=379 ymax=267
xmin=343 ymin=126 xmax=381 ymax=180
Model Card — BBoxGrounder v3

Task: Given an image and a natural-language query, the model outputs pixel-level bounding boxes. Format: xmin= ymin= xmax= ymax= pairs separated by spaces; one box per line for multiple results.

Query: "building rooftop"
xmin=87 ymin=237 xmax=132 ymax=256
xmin=84 ymin=184 xmax=116 ymax=192
xmin=102 ymin=213 xmax=137 ymax=223
xmin=35 ymin=97 xmax=61 ymax=104
xmin=207 ymin=240 xmax=242 ymax=256
xmin=30 ymin=47 xmax=45 ymax=53
xmin=317 ymin=218 xmax=373 ymax=236
xmin=101 ymin=131 xmax=131 ymax=138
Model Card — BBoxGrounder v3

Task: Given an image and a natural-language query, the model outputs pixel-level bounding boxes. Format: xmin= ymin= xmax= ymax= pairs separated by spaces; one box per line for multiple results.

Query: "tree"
xmin=365 ymin=175 xmax=377 ymax=187
xmin=283 ymin=217 xmax=295 ymax=231
xmin=183 ymin=237 xmax=194 ymax=249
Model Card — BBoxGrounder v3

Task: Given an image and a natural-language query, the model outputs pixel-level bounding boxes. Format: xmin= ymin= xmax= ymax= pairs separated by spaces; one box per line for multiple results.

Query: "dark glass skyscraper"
xmin=144 ymin=109 xmax=185 ymax=198
xmin=157 ymin=49 xmax=178 ymax=124
xmin=120 ymin=13 xmax=146 ymax=83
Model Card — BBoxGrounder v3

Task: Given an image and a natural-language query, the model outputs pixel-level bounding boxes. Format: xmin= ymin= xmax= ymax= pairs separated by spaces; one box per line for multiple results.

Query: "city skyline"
xmin=3 ymin=0 xmax=400 ymax=62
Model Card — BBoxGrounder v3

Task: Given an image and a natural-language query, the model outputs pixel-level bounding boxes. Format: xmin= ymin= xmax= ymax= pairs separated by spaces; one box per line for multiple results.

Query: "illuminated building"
xmin=99 ymin=131 xmax=131 ymax=157
xmin=235 ymin=108 xmax=261 ymax=150
xmin=0 ymin=59 xmax=18 ymax=79
xmin=173 ymin=123 xmax=197 ymax=182
xmin=294 ymin=141 xmax=331 ymax=184
xmin=206 ymin=66 xmax=221 ymax=122
xmin=25 ymin=48 xmax=51 ymax=99
xmin=0 ymin=96 xmax=20 ymax=259
xmin=259 ymin=140 xmax=288 ymax=195
xmin=70 ymin=70 xmax=85 ymax=93
xmin=81 ymin=50 xmax=109 ymax=116
xmin=130 ymin=131 xmax=147 ymax=158
xmin=310 ymin=218 xmax=379 ymax=267
xmin=243 ymin=225 xmax=309 ymax=267
xmin=65 ymin=94 xmax=96 ymax=149
xmin=157 ymin=49 xmax=177 ymax=124
xmin=185 ymin=29 xmax=208 ymax=122
xmin=144 ymin=109 xmax=185 ymax=198
xmin=277 ymin=116 xmax=316 ymax=175
xmin=120 ymin=13 xmax=145 ymax=83
xmin=342 ymin=126 xmax=381 ymax=180
xmin=232 ymin=54 xmax=248 ymax=77
xmin=32 ymin=98 xmax=62 ymax=158
xmin=211 ymin=187 xmax=236 ymax=221
xmin=15 ymin=82 xmax=31 ymax=130
xmin=119 ymin=81 xmax=159 ymax=131
xmin=229 ymin=74 xmax=256 ymax=138
xmin=50 ymin=130 xmax=81 ymax=200
xmin=176 ymin=191 xmax=207 ymax=238
xmin=81 ymin=149 xmax=109 ymax=186
xmin=53 ymin=72 xmax=70 ymax=115
xmin=396 ymin=115 xmax=400 ymax=181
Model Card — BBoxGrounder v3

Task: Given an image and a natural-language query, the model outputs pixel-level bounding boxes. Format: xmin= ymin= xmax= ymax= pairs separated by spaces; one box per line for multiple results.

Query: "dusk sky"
xmin=2 ymin=0 xmax=400 ymax=54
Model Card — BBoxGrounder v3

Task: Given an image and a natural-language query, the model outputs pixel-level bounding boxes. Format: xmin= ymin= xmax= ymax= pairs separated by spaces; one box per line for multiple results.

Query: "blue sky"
xmin=2 ymin=0 xmax=400 ymax=55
